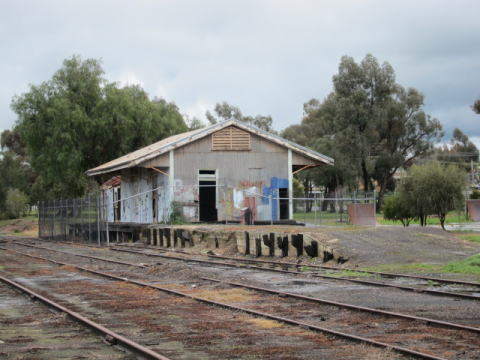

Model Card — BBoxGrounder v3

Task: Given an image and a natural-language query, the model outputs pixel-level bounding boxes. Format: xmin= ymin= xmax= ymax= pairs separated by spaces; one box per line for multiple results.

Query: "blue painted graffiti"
xmin=262 ymin=177 xmax=289 ymax=221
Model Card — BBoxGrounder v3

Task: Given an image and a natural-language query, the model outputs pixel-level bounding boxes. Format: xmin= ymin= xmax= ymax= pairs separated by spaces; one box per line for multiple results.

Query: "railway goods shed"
xmin=86 ymin=120 xmax=333 ymax=224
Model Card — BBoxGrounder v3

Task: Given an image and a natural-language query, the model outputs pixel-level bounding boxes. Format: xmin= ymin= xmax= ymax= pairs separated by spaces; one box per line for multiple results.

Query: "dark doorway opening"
xmin=199 ymin=180 xmax=217 ymax=222
xmin=113 ymin=187 xmax=121 ymax=222
xmin=279 ymin=188 xmax=289 ymax=220
xmin=152 ymin=177 xmax=158 ymax=222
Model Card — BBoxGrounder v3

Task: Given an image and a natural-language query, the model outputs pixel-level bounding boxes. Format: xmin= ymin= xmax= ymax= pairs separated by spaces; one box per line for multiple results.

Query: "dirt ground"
xmin=163 ymin=223 xmax=480 ymax=266
xmin=0 ymin=216 xmax=38 ymax=237
xmin=310 ymin=225 xmax=480 ymax=266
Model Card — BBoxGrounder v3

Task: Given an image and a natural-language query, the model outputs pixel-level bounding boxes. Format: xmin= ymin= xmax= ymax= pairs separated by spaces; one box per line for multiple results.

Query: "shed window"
xmin=212 ymin=126 xmax=250 ymax=151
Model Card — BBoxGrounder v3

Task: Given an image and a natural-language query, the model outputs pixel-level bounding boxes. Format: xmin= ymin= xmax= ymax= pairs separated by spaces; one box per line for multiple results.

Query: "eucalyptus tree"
xmin=473 ymin=99 xmax=480 ymax=114
xmin=206 ymin=101 xmax=275 ymax=132
xmin=11 ymin=55 xmax=187 ymax=198
xmin=295 ymin=54 xmax=442 ymax=209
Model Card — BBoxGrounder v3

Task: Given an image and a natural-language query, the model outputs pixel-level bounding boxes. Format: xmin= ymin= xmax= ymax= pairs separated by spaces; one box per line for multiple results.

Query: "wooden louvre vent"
xmin=212 ymin=126 xmax=251 ymax=151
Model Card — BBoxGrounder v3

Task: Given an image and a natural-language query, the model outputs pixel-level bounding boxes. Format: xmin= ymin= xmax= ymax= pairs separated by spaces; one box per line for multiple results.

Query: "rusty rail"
xmin=13 ymin=242 xmax=148 ymax=268
xmin=107 ymin=246 xmax=480 ymax=301
xmin=200 ymin=276 xmax=480 ymax=334
xmin=0 ymin=246 xmax=446 ymax=360
xmin=0 ymin=274 xmax=171 ymax=360
xmin=114 ymin=242 xmax=480 ymax=288
xmin=5 ymin=245 xmax=478 ymax=335
xmin=206 ymin=253 xmax=480 ymax=287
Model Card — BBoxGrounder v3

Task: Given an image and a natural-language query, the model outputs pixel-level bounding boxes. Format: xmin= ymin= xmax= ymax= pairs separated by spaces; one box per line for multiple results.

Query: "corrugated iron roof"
xmin=101 ymin=175 xmax=122 ymax=189
xmin=86 ymin=120 xmax=334 ymax=176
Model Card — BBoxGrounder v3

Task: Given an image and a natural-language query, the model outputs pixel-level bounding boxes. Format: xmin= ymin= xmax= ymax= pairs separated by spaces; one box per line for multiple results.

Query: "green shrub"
xmin=383 ymin=194 xmax=415 ymax=226
xmin=470 ymin=189 xmax=480 ymax=199
xmin=5 ymin=188 xmax=29 ymax=219
xmin=397 ymin=163 xmax=467 ymax=230
xmin=169 ymin=201 xmax=185 ymax=224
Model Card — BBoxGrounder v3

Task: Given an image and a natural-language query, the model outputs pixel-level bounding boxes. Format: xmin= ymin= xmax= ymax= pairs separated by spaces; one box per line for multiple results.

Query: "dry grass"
xmin=190 ymin=288 xmax=257 ymax=303
xmin=59 ymin=265 xmax=78 ymax=272
xmin=245 ymin=317 xmax=283 ymax=329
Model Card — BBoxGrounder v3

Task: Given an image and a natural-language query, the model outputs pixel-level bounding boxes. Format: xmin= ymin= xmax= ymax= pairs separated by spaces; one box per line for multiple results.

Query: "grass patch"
xmin=443 ymin=254 xmax=480 ymax=275
xmin=192 ymin=288 xmax=257 ymax=303
xmin=0 ymin=215 xmax=38 ymax=236
xmin=246 ymin=318 xmax=283 ymax=329
xmin=325 ymin=269 xmax=373 ymax=278
xmin=362 ymin=255 xmax=480 ymax=276
xmin=361 ymin=263 xmax=441 ymax=273
xmin=453 ymin=232 xmax=480 ymax=244
xmin=377 ymin=211 xmax=470 ymax=226
xmin=299 ymin=266 xmax=315 ymax=272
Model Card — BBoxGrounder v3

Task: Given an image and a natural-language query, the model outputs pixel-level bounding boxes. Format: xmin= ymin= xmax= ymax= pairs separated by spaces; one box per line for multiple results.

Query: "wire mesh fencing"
xmin=291 ymin=192 xmax=376 ymax=226
xmin=38 ymin=187 xmax=377 ymax=243
xmin=38 ymin=195 xmax=109 ymax=244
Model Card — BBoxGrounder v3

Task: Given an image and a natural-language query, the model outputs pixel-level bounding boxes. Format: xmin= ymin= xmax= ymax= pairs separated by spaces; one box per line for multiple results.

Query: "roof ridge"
xmin=86 ymin=119 xmax=333 ymax=176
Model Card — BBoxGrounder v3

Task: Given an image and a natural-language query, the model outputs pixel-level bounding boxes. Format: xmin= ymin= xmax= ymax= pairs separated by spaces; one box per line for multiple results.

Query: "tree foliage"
xmin=382 ymin=194 xmax=415 ymax=227
xmin=0 ymin=128 xmax=36 ymax=217
xmin=436 ymin=128 xmax=479 ymax=168
xmin=11 ymin=55 xmax=187 ymax=199
xmin=284 ymin=54 xmax=443 ymax=209
xmin=397 ymin=163 xmax=467 ymax=230
xmin=5 ymin=188 xmax=29 ymax=219
xmin=206 ymin=101 xmax=275 ymax=132
xmin=473 ymin=99 xmax=480 ymax=114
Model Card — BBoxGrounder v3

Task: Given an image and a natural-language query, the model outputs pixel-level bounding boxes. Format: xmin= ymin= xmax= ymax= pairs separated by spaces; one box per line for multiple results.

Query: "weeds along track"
xmin=3 ymin=242 xmax=480 ymax=359
xmin=0 ymin=279 xmax=140 ymax=360
xmin=0 ymin=246 xmax=417 ymax=360
xmin=12 ymin=240 xmax=480 ymax=303
xmin=0 ymin=275 xmax=171 ymax=360
xmin=109 ymin=244 xmax=480 ymax=301
xmin=0 ymin=249 xmax=381 ymax=360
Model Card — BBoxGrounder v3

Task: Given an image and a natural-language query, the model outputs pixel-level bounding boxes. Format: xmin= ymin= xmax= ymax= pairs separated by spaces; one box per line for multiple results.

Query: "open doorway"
xmin=113 ymin=187 xmax=121 ymax=222
xmin=199 ymin=170 xmax=217 ymax=222
xmin=152 ymin=176 xmax=158 ymax=222
xmin=279 ymin=188 xmax=289 ymax=220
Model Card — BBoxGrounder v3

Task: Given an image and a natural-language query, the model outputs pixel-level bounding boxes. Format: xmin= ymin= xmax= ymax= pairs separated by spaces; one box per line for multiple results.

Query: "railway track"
xmin=0 ymin=246 xmax=417 ymax=360
xmin=2 ymin=243 xmax=480 ymax=359
xmin=12 ymin=239 xmax=480 ymax=302
xmin=106 ymin=244 xmax=480 ymax=301
xmin=0 ymin=280 xmax=136 ymax=359
xmin=0 ymin=274 xmax=171 ymax=360
xmin=113 ymin=242 xmax=480 ymax=288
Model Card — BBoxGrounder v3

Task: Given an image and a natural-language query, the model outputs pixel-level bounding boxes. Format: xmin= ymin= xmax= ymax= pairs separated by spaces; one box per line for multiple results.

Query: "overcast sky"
xmin=1 ymin=0 xmax=479 ymax=145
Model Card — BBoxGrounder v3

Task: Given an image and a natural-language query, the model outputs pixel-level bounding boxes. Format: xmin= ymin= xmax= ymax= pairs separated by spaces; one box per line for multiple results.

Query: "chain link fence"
xmin=291 ymin=191 xmax=376 ymax=225
xmin=38 ymin=187 xmax=377 ymax=242
xmin=39 ymin=195 xmax=107 ymax=244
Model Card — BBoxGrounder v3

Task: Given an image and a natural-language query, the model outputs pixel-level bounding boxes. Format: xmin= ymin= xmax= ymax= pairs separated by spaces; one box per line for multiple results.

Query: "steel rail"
xmin=0 ymin=274 xmax=171 ymax=360
xmin=12 ymin=240 xmax=480 ymax=302
xmin=200 ymin=276 xmax=480 ymax=334
xmin=206 ymin=253 xmax=480 ymax=287
xmin=0 ymin=246 xmax=446 ymax=360
xmin=13 ymin=242 xmax=148 ymax=268
xmin=5 ymin=245 xmax=478 ymax=335
xmin=114 ymin=242 xmax=480 ymax=288
xmin=108 ymin=246 xmax=480 ymax=301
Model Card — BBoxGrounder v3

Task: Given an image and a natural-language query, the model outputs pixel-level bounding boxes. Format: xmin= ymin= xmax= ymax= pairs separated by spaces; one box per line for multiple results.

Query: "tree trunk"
xmin=361 ymin=160 xmax=370 ymax=192
xmin=439 ymin=213 xmax=446 ymax=230
xmin=376 ymin=180 xmax=387 ymax=213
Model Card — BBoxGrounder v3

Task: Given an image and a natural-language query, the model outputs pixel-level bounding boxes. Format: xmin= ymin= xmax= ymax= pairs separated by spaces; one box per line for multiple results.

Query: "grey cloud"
xmin=1 ymin=0 xmax=479 ymax=140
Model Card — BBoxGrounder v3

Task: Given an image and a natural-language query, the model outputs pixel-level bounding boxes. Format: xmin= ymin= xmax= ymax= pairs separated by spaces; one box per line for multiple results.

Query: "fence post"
xmin=96 ymin=195 xmax=101 ymax=246
xmin=52 ymin=199 xmax=56 ymax=241
xmin=270 ymin=194 xmax=273 ymax=225
xmin=105 ymin=195 xmax=110 ymax=247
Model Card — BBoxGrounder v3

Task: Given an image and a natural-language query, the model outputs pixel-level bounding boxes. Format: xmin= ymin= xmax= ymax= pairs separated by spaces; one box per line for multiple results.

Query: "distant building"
xmin=86 ymin=120 xmax=333 ymax=223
